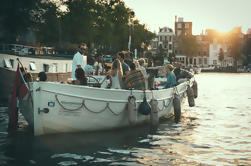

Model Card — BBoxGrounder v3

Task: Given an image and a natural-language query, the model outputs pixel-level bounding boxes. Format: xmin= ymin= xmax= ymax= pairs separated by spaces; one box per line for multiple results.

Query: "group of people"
xmin=71 ymin=43 xmax=193 ymax=89
xmin=109 ymin=52 xmax=147 ymax=90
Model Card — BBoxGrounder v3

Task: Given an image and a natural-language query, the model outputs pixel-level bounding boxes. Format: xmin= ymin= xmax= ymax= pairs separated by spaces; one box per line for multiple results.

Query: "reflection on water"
xmin=0 ymin=73 xmax=251 ymax=165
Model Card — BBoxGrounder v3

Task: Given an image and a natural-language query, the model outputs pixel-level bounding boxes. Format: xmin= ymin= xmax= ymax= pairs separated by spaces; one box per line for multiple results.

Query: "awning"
xmin=30 ymin=62 xmax=37 ymax=71
xmin=4 ymin=59 xmax=12 ymax=68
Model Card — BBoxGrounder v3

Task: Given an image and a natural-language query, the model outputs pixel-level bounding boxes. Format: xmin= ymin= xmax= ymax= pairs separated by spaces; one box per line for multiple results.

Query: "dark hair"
xmin=20 ymin=67 xmax=25 ymax=73
xmin=75 ymin=68 xmax=87 ymax=85
xmin=119 ymin=52 xmax=125 ymax=59
xmin=129 ymin=62 xmax=136 ymax=70
xmin=38 ymin=72 xmax=47 ymax=81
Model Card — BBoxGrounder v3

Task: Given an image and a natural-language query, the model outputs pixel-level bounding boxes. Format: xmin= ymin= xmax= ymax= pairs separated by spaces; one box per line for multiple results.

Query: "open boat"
xmin=19 ymin=77 xmax=195 ymax=136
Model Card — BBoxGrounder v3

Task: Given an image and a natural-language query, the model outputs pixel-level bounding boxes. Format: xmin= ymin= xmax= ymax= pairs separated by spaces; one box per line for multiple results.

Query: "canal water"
xmin=0 ymin=73 xmax=251 ymax=166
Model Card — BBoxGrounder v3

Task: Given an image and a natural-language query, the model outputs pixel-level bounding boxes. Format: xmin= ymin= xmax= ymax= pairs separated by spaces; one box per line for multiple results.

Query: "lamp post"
xmin=128 ymin=11 xmax=135 ymax=52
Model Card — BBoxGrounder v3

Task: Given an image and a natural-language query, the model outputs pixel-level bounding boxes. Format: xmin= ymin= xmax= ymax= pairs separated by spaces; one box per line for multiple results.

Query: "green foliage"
xmin=218 ymin=48 xmax=224 ymax=62
xmin=228 ymin=33 xmax=244 ymax=70
xmin=0 ymin=0 xmax=154 ymax=53
xmin=179 ymin=35 xmax=198 ymax=57
xmin=0 ymin=0 xmax=43 ymax=43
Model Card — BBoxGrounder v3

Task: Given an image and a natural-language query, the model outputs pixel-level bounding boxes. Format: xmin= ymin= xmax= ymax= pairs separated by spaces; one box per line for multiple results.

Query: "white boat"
xmin=0 ymin=44 xmax=75 ymax=104
xmin=19 ymin=78 xmax=195 ymax=136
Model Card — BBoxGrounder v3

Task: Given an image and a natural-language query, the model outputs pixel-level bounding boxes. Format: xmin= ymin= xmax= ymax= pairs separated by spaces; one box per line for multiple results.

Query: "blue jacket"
xmin=164 ymin=71 xmax=177 ymax=88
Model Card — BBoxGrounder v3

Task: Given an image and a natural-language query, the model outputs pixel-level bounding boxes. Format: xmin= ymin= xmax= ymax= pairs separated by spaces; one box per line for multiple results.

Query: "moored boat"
xmin=0 ymin=44 xmax=75 ymax=104
xmin=19 ymin=77 xmax=195 ymax=136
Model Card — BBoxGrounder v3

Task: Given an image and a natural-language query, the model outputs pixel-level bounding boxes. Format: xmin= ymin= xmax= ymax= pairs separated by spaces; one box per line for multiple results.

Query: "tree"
xmin=218 ymin=48 xmax=224 ymax=66
xmin=0 ymin=0 xmax=43 ymax=43
xmin=179 ymin=35 xmax=198 ymax=58
xmin=228 ymin=33 xmax=244 ymax=71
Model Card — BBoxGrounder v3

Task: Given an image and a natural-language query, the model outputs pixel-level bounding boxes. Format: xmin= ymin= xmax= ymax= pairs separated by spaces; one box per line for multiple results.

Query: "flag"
xmin=8 ymin=63 xmax=29 ymax=130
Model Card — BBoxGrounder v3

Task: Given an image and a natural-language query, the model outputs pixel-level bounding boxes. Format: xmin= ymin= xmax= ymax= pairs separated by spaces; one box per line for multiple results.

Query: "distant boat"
xmin=0 ymin=44 xmax=74 ymax=104
xmin=19 ymin=78 xmax=195 ymax=136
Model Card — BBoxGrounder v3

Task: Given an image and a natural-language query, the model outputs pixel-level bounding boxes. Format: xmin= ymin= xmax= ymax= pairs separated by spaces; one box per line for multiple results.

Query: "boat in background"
xmin=0 ymin=44 xmax=76 ymax=105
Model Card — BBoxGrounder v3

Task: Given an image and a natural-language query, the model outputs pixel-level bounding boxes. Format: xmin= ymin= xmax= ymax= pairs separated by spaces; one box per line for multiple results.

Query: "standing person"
xmin=117 ymin=52 xmax=130 ymax=77
xmin=110 ymin=59 xmax=123 ymax=89
xmin=124 ymin=62 xmax=145 ymax=90
xmin=163 ymin=64 xmax=176 ymax=89
xmin=71 ymin=43 xmax=87 ymax=80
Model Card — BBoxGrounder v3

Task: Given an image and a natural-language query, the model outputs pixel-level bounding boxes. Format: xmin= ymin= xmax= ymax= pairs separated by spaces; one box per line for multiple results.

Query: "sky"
xmin=123 ymin=0 xmax=251 ymax=35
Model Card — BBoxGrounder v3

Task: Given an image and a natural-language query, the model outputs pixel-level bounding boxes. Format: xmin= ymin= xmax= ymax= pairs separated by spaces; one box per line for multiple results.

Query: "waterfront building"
xmin=175 ymin=17 xmax=192 ymax=36
xmin=150 ymin=27 xmax=174 ymax=62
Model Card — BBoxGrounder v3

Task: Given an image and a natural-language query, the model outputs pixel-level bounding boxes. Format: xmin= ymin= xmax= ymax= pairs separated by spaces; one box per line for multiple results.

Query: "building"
xmin=208 ymin=38 xmax=232 ymax=67
xmin=150 ymin=27 xmax=174 ymax=59
xmin=175 ymin=17 xmax=192 ymax=36
xmin=174 ymin=17 xmax=193 ymax=66
xmin=244 ymin=28 xmax=251 ymax=64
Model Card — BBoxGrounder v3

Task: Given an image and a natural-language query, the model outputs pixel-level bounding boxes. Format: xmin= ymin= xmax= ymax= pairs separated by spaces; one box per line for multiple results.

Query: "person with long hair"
xmin=74 ymin=68 xmax=87 ymax=85
xmin=110 ymin=59 xmax=123 ymax=89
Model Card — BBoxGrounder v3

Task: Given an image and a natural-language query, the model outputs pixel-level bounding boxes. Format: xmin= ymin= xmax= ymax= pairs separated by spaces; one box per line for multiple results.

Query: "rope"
xmin=82 ymin=100 xmax=109 ymax=113
xmin=157 ymin=98 xmax=173 ymax=112
xmin=55 ymin=94 xmax=125 ymax=115
xmin=55 ymin=95 xmax=84 ymax=111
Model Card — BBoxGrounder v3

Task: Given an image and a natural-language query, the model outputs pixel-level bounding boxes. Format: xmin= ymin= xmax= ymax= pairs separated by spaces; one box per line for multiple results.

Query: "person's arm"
xmin=163 ymin=74 xmax=171 ymax=89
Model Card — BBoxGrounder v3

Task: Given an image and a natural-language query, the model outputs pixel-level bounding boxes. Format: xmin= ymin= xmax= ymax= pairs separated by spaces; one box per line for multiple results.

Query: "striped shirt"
xmin=124 ymin=70 xmax=145 ymax=90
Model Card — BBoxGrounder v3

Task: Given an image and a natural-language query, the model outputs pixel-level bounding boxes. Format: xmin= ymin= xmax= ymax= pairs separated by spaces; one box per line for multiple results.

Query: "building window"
xmin=169 ymin=36 xmax=172 ymax=42
xmin=199 ymin=58 xmax=202 ymax=64
xmin=43 ymin=64 xmax=49 ymax=72
xmin=169 ymin=44 xmax=172 ymax=50
xmin=160 ymin=36 xmax=162 ymax=41
xmin=3 ymin=59 xmax=12 ymax=68
xmin=65 ymin=64 xmax=68 ymax=72
xmin=204 ymin=58 xmax=207 ymax=64
xmin=213 ymin=60 xmax=217 ymax=65
xmin=30 ymin=62 xmax=37 ymax=71
xmin=10 ymin=59 xmax=14 ymax=68
xmin=177 ymin=30 xmax=182 ymax=36
xmin=165 ymin=36 xmax=167 ymax=41
xmin=177 ymin=23 xmax=182 ymax=28
xmin=185 ymin=23 xmax=189 ymax=29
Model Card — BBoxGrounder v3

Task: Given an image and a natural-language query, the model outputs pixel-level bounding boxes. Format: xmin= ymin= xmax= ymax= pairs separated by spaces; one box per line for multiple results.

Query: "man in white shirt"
xmin=71 ymin=43 xmax=87 ymax=80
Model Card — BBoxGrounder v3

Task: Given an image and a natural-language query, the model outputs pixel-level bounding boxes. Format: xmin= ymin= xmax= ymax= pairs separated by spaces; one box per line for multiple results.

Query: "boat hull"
xmin=19 ymin=81 xmax=189 ymax=136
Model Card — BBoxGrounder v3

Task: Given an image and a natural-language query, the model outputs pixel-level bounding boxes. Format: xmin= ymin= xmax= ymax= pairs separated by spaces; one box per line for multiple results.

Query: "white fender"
xmin=128 ymin=95 xmax=137 ymax=125
xmin=150 ymin=98 xmax=159 ymax=126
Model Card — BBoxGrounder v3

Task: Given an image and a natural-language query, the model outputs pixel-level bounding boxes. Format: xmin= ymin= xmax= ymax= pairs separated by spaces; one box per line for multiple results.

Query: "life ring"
xmin=173 ymin=94 xmax=181 ymax=123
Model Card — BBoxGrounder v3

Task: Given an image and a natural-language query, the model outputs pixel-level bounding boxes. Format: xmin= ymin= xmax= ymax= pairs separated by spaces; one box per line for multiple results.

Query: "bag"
xmin=138 ymin=97 xmax=151 ymax=115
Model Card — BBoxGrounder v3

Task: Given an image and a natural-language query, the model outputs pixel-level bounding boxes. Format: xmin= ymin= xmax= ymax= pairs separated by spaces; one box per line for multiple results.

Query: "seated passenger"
xmin=110 ymin=59 xmax=123 ymax=89
xmin=84 ymin=56 xmax=95 ymax=76
xmin=38 ymin=72 xmax=47 ymax=81
xmin=174 ymin=63 xmax=193 ymax=84
xmin=163 ymin=64 xmax=176 ymax=89
xmin=137 ymin=58 xmax=148 ymax=89
xmin=74 ymin=68 xmax=87 ymax=85
xmin=124 ymin=62 xmax=145 ymax=90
